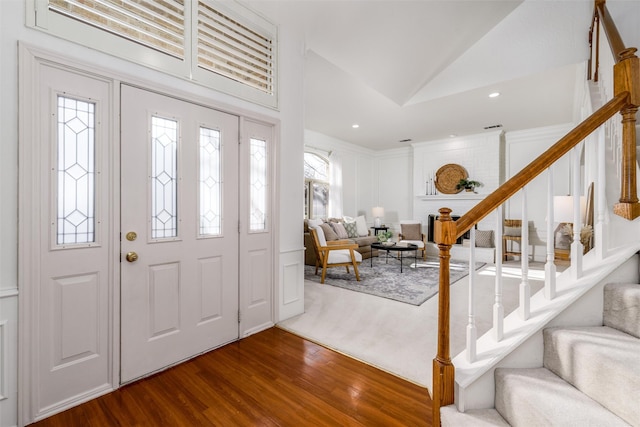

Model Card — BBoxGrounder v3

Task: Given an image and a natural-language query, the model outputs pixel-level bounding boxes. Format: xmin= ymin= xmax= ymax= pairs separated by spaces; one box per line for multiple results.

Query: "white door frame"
xmin=18 ymin=43 xmax=280 ymax=426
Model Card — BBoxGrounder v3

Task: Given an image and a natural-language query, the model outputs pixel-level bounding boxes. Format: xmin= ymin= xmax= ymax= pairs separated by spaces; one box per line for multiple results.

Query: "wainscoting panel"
xmin=277 ymin=249 xmax=305 ymax=322
xmin=282 ymin=261 xmax=301 ymax=305
xmin=0 ymin=291 xmax=17 ymax=425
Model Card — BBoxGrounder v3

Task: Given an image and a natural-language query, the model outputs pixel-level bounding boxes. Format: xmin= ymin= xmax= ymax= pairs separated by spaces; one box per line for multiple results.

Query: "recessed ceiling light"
xmin=489 ymin=92 xmax=500 ymax=98
xmin=449 ymin=134 xmax=457 ymax=138
xmin=352 ymin=124 xmax=360 ymax=129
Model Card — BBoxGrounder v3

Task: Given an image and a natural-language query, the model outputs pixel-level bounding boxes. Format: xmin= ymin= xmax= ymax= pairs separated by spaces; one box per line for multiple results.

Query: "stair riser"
xmin=544 ymin=326 xmax=640 ymax=425
xmin=603 ymin=283 xmax=640 ymax=338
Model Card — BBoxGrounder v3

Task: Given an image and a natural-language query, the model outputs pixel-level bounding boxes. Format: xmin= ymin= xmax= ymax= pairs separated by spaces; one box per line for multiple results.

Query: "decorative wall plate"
xmin=435 ymin=164 xmax=468 ymax=194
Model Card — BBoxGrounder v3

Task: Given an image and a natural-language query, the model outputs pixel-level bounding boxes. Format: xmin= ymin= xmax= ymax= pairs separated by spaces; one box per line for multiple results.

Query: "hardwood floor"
xmin=30 ymin=327 xmax=432 ymax=426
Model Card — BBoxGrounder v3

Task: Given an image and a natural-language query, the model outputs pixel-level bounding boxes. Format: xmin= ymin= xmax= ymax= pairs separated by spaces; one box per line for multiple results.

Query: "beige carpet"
xmin=278 ymin=260 xmax=553 ymax=391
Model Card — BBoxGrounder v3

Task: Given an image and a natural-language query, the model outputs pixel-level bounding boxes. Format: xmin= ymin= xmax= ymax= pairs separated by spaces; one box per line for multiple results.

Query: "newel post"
xmin=432 ymin=208 xmax=457 ymax=425
xmin=613 ymin=48 xmax=640 ymax=220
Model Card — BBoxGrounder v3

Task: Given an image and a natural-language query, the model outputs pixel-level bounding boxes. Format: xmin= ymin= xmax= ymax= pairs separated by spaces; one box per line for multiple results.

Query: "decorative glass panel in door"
xmin=56 ymin=95 xmax=96 ymax=245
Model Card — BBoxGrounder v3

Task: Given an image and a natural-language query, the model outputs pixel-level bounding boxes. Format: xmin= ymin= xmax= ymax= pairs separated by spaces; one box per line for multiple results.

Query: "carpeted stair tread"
xmin=495 ymin=367 xmax=630 ymax=426
xmin=441 ymin=405 xmax=509 ymax=426
xmin=603 ymin=283 xmax=640 ymax=339
xmin=544 ymin=325 xmax=640 ymax=425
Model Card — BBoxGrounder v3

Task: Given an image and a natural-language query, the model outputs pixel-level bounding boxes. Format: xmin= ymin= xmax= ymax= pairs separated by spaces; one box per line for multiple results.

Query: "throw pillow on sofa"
xmin=319 ymin=223 xmax=338 ymax=241
xmin=355 ymin=215 xmax=368 ymax=237
xmin=475 ymin=230 xmax=494 ymax=248
xmin=344 ymin=221 xmax=359 ymax=238
xmin=331 ymin=222 xmax=349 ymax=239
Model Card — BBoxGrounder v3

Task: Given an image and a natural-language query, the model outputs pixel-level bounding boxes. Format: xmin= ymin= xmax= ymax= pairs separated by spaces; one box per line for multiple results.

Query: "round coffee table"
xmin=370 ymin=242 xmax=419 ymax=273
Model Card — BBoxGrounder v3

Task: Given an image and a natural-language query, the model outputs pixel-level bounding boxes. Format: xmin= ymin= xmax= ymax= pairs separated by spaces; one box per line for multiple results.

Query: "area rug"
xmin=304 ymin=256 xmax=485 ymax=306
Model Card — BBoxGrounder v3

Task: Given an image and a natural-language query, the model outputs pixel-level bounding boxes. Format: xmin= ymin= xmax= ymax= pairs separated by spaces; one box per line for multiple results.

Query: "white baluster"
xmin=596 ymin=127 xmax=607 ymax=260
xmin=466 ymin=227 xmax=477 ymax=363
xmin=493 ymin=205 xmax=504 ymax=341
xmin=545 ymin=167 xmax=557 ymax=300
xmin=519 ymin=187 xmax=530 ymax=320
xmin=571 ymin=144 xmax=584 ymax=279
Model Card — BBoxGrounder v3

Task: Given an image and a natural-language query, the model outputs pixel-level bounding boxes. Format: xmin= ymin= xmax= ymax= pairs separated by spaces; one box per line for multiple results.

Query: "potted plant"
xmin=456 ymin=178 xmax=483 ymax=193
xmin=377 ymin=230 xmax=393 ymax=243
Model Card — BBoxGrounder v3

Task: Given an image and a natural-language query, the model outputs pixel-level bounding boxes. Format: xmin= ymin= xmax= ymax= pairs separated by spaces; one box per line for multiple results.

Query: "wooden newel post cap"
xmin=435 ymin=207 xmax=457 ymax=245
xmin=614 ymin=48 xmax=640 ymax=106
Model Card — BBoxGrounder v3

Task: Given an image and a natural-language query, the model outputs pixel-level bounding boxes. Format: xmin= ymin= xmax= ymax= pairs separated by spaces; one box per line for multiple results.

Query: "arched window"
xmin=304 ymin=152 xmax=329 ymax=219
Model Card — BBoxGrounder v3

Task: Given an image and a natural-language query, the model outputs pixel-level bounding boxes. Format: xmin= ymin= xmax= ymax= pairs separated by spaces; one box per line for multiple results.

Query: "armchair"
xmin=398 ymin=220 xmax=427 ymax=260
xmin=309 ymin=227 xmax=362 ymax=284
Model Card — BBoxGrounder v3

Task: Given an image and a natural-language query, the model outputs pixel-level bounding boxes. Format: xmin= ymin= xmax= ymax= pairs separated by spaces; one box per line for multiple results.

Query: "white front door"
xmin=120 ymin=86 xmax=240 ymax=382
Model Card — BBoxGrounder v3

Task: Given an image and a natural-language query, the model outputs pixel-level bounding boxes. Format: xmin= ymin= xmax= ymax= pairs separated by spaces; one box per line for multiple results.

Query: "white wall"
xmin=304 ymin=130 xmax=413 ymax=238
xmin=374 ymin=147 xmax=413 ymax=236
xmin=0 ymin=1 xmax=305 ymax=425
xmin=304 ymin=130 xmax=376 ymax=220
xmin=412 ymin=131 xmax=504 ymax=241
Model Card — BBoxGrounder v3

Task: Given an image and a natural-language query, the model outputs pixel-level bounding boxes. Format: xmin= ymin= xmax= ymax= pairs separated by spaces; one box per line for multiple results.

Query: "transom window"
xmin=304 ymin=152 xmax=329 ymax=219
xmin=29 ymin=0 xmax=277 ymax=108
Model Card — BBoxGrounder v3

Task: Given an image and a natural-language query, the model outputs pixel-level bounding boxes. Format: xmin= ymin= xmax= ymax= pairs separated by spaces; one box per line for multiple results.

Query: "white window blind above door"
xmin=197 ymin=0 xmax=274 ymax=95
xmin=49 ymin=0 xmax=185 ymax=59
xmin=30 ymin=0 xmax=278 ymax=108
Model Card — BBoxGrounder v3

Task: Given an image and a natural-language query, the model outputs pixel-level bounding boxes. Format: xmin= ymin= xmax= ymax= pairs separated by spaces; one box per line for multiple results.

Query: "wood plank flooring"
xmin=30 ymin=327 xmax=432 ymax=426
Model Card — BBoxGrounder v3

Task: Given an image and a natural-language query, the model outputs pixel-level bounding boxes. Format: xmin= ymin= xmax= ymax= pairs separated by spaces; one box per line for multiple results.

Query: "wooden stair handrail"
xmin=454 ymin=92 xmax=628 ymax=239
xmin=433 ymin=4 xmax=639 ymax=424
xmin=595 ymin=0 xmax=626 ymax=62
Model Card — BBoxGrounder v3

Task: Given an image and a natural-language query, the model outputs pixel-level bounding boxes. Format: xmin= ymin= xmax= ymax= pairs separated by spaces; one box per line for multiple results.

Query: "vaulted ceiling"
xmin=251 ymin=1 xmax=640 ymax=151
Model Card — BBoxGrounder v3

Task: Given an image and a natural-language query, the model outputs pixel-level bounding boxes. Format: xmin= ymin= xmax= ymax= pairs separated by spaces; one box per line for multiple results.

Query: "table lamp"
xmin=372 ymin=207 xmax=384 ymax=227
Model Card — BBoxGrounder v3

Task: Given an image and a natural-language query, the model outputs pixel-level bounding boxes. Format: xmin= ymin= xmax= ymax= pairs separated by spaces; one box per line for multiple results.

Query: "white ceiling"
xmin=251 ymin=1 xmax=640 ymax=151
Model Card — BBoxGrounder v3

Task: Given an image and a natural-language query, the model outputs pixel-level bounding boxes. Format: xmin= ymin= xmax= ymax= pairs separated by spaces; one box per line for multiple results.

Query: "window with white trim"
xmin=29 ymin=0 xmax=277 ymax=108
xmin=304 ymin=152 xmax=329 ymax=220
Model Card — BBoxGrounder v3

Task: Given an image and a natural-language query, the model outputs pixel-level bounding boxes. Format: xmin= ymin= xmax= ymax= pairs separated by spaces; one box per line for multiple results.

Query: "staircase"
xmin=441 ymin=281 xmax=640 ymax=426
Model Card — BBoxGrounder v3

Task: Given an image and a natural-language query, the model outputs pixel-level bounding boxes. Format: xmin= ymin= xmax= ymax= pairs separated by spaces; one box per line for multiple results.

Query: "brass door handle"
xmin=125 ymin=251 xmax=139 ymax=263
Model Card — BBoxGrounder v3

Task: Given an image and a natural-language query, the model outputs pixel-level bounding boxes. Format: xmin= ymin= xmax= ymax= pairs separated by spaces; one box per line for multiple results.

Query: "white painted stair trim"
xmin=452 ymin=243 xmax=640 ymax=412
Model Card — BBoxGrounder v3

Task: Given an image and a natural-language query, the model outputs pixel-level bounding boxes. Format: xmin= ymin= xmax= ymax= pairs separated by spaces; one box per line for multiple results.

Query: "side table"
xmin=370 ymin=226 xmax=389 ymax=236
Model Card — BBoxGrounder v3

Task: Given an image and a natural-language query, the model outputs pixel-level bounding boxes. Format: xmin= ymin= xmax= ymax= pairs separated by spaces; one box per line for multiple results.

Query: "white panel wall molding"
xmin=304 ymin=129 xmax=376 ymax=157
xmin=0 ymin=296 xmax=18 ymax=425
xmin=411 ymin=131 xmax=504 ymax=237
xmin=0 ymin=320 xmax=7 ymax=401
xmin=373 ymin=146 xmax=412 ymax=159
xmin=277 ymin=250 xmax=304 ymax=322
xmin=0 ymin=289 xmax=18 ymax=299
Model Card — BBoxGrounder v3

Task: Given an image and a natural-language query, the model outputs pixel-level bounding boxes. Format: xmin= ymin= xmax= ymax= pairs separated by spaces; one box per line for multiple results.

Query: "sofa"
xmin=304 ymin=218 xmax=379 ymax=266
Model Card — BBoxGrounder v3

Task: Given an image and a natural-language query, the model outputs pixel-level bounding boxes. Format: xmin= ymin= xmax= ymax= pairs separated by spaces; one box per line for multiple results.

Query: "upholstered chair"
xmin=503 ymin=219 xmax=522 ymax=261
xmin=309 ymin=227 xmax=362 ymax=284
xmin=398 ymin=220 xmax=427 ymax=260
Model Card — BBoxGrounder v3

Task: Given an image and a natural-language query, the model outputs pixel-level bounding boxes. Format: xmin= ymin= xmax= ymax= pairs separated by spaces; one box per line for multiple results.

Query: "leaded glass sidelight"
xmin=151 ymin=116 xmax=178 ymax=239
xmin=56 ymin=96 xmax=96 ymax=245
xmin=199 ymin=127 xmax=222 ymax=236
xmin=249 ymin=138 xmax=267 ymax=232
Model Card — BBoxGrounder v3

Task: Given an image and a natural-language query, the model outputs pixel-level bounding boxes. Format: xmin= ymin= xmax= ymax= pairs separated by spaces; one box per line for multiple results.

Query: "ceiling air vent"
xmin=399 ymin=138 xmax=412 ymax=143
xmin=484 ymin=124 xmax=503 ymax=130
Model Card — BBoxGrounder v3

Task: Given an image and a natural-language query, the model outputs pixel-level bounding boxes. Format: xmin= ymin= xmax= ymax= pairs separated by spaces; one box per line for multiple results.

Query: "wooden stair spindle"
xmin=432 ymin=208 xmax=457 ymax=426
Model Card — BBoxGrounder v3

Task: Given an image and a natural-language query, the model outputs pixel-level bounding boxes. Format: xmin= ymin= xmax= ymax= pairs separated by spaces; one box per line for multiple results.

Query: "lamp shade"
xmin=372 ymin=207 xmax=384 ymax=218
xmin=553 ymin=196 xmax=586 ymax=224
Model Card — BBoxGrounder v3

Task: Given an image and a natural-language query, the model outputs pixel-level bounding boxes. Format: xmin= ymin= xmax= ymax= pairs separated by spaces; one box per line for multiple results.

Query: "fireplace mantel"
xmin=417 ymin=194 xmax=486 ymax=201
